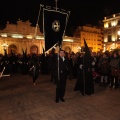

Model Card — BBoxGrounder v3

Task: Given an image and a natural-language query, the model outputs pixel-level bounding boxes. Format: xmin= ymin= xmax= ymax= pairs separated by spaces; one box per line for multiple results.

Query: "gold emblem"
xmin=52 ymin=20 xmax=60 ymax=32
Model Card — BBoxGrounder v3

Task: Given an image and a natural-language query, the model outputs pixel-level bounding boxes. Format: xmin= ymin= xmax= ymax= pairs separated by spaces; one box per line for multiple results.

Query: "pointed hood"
xmin=84 ymin=39 xmax=91 ymax=57
xmin=84 ymin=39 xmax=92 ymax=67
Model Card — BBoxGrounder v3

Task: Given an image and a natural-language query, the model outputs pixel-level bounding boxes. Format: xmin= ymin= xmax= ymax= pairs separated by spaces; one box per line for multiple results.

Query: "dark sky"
xmin=0 ymin=0 xmax=120 ymax=36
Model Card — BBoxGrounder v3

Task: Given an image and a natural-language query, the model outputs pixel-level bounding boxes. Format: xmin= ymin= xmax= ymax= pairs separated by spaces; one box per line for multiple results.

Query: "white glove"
xmin=92 ymin=61 xmax=95 ymax=65
xmin=79 ymin=64 xmax=83 ymax=69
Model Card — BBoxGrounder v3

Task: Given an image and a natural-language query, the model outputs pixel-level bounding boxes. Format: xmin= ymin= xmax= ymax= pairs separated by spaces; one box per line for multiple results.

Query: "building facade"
xmin=103 ymin=13 xmax=120 ymax=51
xmin=74 ymin=24 xmax=103 ymax=52
xmin=0 ymin=20 xmax=80 ymax=55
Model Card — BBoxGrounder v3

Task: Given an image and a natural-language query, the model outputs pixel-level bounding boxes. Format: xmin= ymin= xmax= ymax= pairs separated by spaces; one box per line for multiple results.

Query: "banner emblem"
xmin=43 ymin=7 xmax=70 ymax=51
xmin=52 ymin=20 xmax=60 ymax=32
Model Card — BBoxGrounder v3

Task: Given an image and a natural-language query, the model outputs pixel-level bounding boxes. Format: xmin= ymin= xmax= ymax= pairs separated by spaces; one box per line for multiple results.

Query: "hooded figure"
xmin=74 ymin=39 xmax=94 ymax=95
xmin=19 ymin=48 xmax=29 ymax=74
xmin=1 ymin=50 xmax=10 ymax=74
xmin=29 ymin=54 xmax=40 ymax=86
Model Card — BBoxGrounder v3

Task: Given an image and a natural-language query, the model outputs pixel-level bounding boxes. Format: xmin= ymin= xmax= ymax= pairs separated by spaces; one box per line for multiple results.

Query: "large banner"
xmin=43 ymin=8 xmax=69 ymax=51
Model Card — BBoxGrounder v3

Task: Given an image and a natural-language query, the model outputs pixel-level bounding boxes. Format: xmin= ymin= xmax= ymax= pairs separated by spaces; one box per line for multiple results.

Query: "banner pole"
xmin=32 ymin=4 xmax=43 ymax=42
xmin=55 ymin=0 xmax=58 ymax=11
xmin=56 ymin=42 xmax=60 ymax=82
xmin=83 ymin=53 xmax=85 ymax=95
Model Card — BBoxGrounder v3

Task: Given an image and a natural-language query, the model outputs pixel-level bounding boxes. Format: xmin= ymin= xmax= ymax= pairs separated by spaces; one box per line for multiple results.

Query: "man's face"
xmin=59 ymin=51 xmax=65 ymax=57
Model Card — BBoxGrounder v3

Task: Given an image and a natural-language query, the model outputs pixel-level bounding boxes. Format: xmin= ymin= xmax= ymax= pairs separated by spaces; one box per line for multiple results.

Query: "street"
xmin=0 ymin=73 xmax=120 ymax=120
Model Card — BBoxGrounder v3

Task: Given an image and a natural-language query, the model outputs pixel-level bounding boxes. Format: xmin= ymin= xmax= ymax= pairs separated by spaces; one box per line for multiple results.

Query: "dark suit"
xmin=55 ymin=55 xmax=72 ymax=102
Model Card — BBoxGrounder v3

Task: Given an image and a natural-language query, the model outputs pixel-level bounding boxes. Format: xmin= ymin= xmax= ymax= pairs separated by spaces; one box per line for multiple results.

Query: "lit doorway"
xmin=8 ymin=44 xmax=17 ymax=54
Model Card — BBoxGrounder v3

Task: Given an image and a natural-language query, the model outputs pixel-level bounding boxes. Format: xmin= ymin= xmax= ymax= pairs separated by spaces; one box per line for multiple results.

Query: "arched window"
xmin=8 ymin=44 xmax=17 ymax=54
xmin=30 ymin=45 xmax=38 ymax=54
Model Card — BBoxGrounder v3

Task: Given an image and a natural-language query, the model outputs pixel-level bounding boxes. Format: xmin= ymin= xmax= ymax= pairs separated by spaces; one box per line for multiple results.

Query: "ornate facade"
xmin=0 ymin=20 xmax=80 ymax=55
xmin=103 ymin=13 xmax=120 ymax=51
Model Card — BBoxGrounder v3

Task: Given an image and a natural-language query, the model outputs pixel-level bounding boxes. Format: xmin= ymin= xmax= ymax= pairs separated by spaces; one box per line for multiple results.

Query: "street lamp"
xmin=77 ymin=46 xmax=81 ymax=52
xmin=1 ymin=42 xmax=8 ymax=55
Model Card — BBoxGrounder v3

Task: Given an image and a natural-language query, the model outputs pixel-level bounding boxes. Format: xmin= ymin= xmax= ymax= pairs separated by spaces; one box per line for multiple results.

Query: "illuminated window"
xmin=118 ymin=20 xmax=120 ymax=25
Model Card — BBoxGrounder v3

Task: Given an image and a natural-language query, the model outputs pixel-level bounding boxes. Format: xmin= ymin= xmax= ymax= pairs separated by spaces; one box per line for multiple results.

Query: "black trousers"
xmin=110 ymin=76 xmax=119 ymax=88
xmin=56 ymin=76 xmax=67 ymax=100
xmin=32 ymin=69 xmax=39 ymax=83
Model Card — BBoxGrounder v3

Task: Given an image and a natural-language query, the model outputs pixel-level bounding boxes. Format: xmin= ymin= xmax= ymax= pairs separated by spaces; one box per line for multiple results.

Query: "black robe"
xmin=74 ymin=55 xmax=94 ymax=95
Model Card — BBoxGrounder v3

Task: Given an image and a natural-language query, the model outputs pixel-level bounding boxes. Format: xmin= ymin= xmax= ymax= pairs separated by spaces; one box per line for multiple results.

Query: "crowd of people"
xmin=0 ymin=48 xmax=120 ymax=103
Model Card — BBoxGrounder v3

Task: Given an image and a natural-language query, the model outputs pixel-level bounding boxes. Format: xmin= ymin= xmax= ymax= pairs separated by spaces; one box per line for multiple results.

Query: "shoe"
xmin=74 ymin=87 xmax=77 ymax=91
xmin=55 ymin=99 xmax=59 ymax=103
xmin=113 ymin=86 xmax=115 ymax=89
xmin=53 ymin=82 xmax=56 ymax=84
xmin=50 ymin=80 xmax=53 ymax=82
xmin=81 ymin=92 xmax=84 ymax=96
xmin=99 ymin=83 xmax=103 ymax=86
xmin=60 ymin=98 xmax=65 ymax=102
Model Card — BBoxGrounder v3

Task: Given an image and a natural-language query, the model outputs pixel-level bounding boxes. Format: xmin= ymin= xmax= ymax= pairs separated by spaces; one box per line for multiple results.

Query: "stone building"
xmin=74 ymin=24 xmax=103 ymax=52
xmin=103 ymin=13 xmax=120 ymax=51
xmin=0 ymin=19 xmax=80 ymax=55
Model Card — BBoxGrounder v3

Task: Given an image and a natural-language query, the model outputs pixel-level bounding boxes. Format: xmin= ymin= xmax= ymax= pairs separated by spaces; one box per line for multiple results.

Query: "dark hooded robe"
xmin=29 ymin=54 xmax=40 ymax=84
xmin=74 ymin=40 xmax=94 ymax=95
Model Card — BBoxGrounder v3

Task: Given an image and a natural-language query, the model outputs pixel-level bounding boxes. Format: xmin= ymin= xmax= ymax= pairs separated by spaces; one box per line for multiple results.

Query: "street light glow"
xmin=118 ymin=31 xmax=120 ymax=35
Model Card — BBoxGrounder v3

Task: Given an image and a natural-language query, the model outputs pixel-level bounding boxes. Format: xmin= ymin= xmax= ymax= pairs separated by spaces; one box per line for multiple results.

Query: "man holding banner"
xmin=55 ymin=49 xmax=72 ymax=102
xmin=43 ymin=6 xmax=70 ymax=102
xmin=43 ymin=7 xmax=70 ymax=51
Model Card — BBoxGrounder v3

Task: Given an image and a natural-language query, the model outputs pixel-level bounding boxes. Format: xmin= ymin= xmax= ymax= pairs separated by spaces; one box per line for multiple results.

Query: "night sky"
xmin=0 ymin=0 xmax=120 ymax=36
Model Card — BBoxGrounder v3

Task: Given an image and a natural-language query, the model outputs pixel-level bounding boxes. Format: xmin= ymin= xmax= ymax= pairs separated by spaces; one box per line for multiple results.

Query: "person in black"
xmin=9 ymin=53 xmax=17 ymax=73
xmin=75 ymin=52 xmax=95 ymax=96
xmin=109 ymin=52 xmax=120 ymax=89
xmin=1 ymin=51 xmax=10 ymax=75
xmin=74 ymin=39 xmax=95 ymax=96
xmin=40 ymin=53 xmax=48 ymax=75
xmin=55 ymin=50 xmax=72 ymax=103
xmin=98 ymin=53 xmax=110 ymax=86
xmin=29 ymin=54 xmax=40 ymax=86
xmin=74 ymin=53 xmax=84 ymax=92
xmin=48 ymin=48 xmax=57 ymax=84
xmin=19 ymin=52 xmax=29 ymax=74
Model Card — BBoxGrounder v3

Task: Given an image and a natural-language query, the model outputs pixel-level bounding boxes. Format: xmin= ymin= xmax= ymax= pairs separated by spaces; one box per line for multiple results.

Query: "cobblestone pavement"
xmin=0 ymin=73 xmax=120 ymax=120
